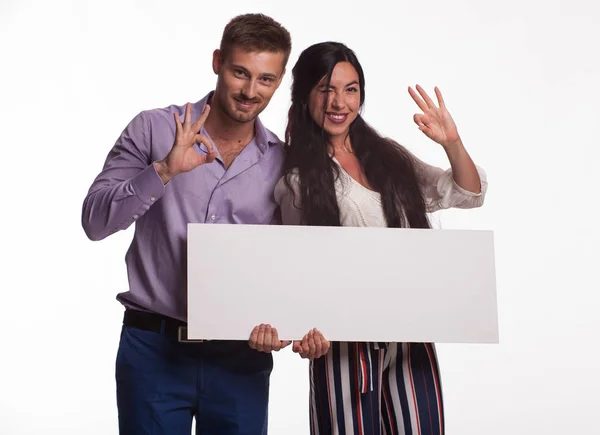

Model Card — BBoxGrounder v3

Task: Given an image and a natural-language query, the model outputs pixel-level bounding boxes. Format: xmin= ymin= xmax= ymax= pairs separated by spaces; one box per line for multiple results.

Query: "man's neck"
xmin=204 ymin=107 xmax=255 ymax=148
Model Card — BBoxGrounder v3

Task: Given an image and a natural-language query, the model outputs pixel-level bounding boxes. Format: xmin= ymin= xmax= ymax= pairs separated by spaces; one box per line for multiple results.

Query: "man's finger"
xmin=197 ymin=153 xmax=217 ymax=166
xmin=263 ymin=324 xmax=274 ymax=352
xmin=184 ymin=102 xmax=193 ymax=127
xmin=248 ymin=325 xmax=260 ymax=350
xmin=192 ymin=104 xmax=211 ymax=132
xmin=174 ymin=112 xmax=183 ymax=136
xmin=271 ymin=328 xmax=281 ymax=351
xmin=195 ymin=134 xmax=216 ymax=155
xmin=194 ymin=134 xmax=217 ymax=164
xmin=256 ymin=324 xmax=266 ymax=352
xmin=292 ymin=340 xmax=303 ymax=353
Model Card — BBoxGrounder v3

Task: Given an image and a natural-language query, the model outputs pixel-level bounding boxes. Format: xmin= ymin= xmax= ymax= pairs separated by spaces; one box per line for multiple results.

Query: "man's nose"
xmin=241 ymin=81 xmax=257 ymax=100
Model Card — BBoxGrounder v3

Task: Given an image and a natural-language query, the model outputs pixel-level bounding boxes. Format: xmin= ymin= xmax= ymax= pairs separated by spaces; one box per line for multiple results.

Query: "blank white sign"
xmin=187 ymin=223 xmax=498 ymax=344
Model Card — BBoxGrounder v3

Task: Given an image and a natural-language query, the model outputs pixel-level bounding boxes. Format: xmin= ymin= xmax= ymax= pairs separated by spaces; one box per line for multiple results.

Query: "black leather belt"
xmin=123 ymin=309 xmax=205 ymax=342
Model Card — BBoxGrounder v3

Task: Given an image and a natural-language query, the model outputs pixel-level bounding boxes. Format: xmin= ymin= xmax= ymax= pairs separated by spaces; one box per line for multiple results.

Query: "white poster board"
xmin=187 ymin=223 xmax=498 ymax=343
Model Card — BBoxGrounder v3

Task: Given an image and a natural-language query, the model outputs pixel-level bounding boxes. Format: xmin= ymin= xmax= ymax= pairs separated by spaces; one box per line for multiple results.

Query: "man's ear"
xmin=212 ymin=49 xmax=222 ymax=74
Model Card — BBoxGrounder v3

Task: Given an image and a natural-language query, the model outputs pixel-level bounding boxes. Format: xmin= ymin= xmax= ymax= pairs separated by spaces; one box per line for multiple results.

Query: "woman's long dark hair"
xmin=284 ymin=41 xmax=431 ymax=229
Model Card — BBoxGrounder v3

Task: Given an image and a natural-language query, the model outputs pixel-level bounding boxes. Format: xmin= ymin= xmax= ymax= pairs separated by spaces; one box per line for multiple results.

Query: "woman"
xmin=274 ymin=42 xmax=488 ymax=434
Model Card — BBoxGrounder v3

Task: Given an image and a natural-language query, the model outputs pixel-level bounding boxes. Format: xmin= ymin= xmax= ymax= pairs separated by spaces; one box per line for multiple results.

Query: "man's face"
xmin=212 ymin=46 xmax=286 ymax=124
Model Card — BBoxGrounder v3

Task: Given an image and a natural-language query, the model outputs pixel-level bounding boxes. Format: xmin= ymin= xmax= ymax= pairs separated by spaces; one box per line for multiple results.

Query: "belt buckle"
xmin=177 ymin=326 xmax=207 ymax=343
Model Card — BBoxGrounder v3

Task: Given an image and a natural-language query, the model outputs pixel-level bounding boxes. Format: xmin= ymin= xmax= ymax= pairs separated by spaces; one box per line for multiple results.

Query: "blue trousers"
xmin=115 ymin=325 xmax=273 ymax=434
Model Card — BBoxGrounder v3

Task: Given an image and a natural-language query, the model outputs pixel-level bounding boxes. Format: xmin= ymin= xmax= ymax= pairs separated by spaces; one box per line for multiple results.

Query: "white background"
xmin=1 ymin=0 xmax=598 ymax=434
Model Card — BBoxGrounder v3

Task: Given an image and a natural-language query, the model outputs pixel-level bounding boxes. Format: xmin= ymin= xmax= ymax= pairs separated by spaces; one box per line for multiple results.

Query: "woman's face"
xmin=308 ymin=61 xmax=361 ymax=142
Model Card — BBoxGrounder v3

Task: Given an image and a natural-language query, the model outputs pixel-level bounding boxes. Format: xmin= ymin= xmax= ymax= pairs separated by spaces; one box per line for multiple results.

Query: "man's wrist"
xmin=153 ymin=161 xmax=174 ymax=185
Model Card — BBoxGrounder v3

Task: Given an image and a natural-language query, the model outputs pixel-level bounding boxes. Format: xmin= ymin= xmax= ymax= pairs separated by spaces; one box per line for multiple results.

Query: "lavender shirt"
xmin=82 ymin=92 xmax=285 ymax=322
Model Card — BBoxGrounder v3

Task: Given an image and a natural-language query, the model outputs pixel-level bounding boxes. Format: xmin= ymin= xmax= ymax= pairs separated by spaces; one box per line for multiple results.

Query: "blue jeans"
xmin=115 ymin=325 xmax=273 ymax=434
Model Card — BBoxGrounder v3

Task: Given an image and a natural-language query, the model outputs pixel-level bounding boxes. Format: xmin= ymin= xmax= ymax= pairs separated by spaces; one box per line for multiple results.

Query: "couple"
xmin=82 ymin=12 xmax=487 ymax=435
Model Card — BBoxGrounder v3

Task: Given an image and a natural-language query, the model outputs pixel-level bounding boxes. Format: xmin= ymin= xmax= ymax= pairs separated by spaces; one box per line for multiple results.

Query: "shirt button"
xmin=210 ymin=215 xmax=216 ymax=221
xmin=133 ymin=215 xmax=139 ymax=220
xmin=150 ymin=196 xmax=156 ymax=201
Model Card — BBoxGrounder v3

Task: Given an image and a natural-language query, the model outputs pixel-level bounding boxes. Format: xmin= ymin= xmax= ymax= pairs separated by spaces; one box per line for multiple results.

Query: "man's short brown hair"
xmin=220 ymin=13 xmax=292 ymax=68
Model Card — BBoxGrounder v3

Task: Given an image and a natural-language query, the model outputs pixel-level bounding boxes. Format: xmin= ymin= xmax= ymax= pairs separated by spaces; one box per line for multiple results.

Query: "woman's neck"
xmin=329 ymin=135 xmax=354 ymax=156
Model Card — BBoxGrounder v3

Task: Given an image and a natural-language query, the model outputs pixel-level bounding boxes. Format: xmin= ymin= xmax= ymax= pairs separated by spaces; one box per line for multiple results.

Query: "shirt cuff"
xmin=131 ymin=163 xmax=166 ymax=204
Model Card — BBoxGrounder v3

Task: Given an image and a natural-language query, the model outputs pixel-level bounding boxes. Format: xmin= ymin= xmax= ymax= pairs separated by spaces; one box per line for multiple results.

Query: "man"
xmin=82 ymin=13 xmax=293 ymax=434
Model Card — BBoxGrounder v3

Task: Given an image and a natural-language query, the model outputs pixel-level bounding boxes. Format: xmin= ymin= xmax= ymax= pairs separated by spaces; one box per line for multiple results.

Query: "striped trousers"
xmin=309 ymin=342 xmax=444 ymax=435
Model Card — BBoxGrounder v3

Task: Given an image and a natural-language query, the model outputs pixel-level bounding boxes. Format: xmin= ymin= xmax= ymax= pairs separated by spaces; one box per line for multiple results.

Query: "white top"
xmin=274 ymin=151 xmax=488 ymax=227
